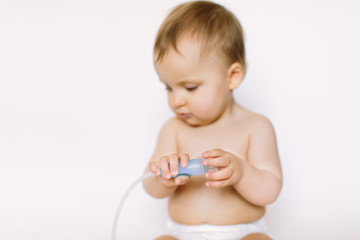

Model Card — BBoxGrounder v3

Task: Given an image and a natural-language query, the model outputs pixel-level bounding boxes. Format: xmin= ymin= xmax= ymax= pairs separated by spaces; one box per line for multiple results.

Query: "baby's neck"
xmin=206 ymin=98 xmax=239 ymax=127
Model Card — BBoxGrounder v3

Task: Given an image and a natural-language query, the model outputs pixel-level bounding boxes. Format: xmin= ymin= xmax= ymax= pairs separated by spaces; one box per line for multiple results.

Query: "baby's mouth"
xmin=178 ymin=113 xmax=192 ymax=118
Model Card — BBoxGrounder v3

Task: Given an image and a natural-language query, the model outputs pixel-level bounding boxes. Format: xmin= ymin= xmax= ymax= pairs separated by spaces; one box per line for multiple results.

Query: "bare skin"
xmin=143 ymin=37 xmax=282 ymax=239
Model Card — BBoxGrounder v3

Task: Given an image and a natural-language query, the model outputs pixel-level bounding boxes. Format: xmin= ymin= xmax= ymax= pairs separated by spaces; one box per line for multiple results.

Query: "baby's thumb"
xmin=175 ymin=175 xmax=190 ymax=185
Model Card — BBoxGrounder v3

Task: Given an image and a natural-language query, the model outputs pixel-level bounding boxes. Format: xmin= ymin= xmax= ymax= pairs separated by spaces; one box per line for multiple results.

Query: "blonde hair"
xmin=154 ymin=1 xmax=246 ymax=72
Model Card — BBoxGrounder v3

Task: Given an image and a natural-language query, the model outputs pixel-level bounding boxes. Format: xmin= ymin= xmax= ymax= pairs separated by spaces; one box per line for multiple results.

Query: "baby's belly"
xmin=168 ymin=176 xmax=265 ymax=225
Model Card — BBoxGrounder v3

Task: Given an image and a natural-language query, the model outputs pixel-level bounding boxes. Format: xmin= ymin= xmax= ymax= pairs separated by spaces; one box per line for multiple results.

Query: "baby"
xmin=143 ymin=1 xmax=282 ymax=240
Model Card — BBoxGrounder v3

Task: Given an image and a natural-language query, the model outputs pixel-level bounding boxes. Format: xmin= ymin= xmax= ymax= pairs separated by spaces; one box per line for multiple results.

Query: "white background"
xmin=1 ymin=0 xmax=360 ymax=239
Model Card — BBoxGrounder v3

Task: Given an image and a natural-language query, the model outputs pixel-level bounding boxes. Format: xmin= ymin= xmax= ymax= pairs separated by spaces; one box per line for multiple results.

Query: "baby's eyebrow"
xmin=160 ymin=79 xmax=202 ymax=88
xmin=182 ymin=82 xmax=198 ymax=87
xmin=179 ymin=79 xmax=201 ymax=84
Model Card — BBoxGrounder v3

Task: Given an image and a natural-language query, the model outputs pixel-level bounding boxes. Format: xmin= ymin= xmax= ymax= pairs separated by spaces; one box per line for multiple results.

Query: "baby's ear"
xmin=227 ymin=62 xmax=244 ymax=90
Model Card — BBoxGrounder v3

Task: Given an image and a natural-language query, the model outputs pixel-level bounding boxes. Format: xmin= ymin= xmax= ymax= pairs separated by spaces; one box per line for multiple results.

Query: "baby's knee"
xmin=154 ymin=235 xmax=178 ymax=240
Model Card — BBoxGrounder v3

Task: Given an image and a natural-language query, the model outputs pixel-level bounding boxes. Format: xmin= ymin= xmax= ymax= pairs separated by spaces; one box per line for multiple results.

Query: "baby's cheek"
xmin=194 ymin=106 xmax=212 ymax=120
xmin=197 ymin=100 xmax=222 ymax=118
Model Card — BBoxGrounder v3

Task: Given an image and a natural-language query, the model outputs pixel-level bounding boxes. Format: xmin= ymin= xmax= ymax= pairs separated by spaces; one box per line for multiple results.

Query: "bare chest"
xmin=176 ymin=123 xmax=250 ymax=160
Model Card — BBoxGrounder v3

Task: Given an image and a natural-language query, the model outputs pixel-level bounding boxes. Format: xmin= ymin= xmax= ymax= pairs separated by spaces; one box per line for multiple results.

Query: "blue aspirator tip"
xmin=160 ymin=158 xmax=208 ymax=178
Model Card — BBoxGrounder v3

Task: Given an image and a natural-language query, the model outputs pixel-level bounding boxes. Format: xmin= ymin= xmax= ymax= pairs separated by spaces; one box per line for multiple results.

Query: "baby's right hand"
xmin=149 ymin=153 xmax=191 ymax=187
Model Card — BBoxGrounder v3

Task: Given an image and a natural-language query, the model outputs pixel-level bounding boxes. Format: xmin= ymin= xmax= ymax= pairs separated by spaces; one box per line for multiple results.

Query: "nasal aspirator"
xmin=112 ymin=158 xmax=215 ymax=240
xmin=160 ymin=158 xmax=216 ymax=177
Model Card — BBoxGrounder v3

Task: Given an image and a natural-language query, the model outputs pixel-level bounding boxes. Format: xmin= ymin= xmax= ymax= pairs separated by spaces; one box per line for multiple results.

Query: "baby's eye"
xmin=185 ymin=85 xmax=198 ymax=91
xmin=165 ymin=85 xmax=172 ymax=92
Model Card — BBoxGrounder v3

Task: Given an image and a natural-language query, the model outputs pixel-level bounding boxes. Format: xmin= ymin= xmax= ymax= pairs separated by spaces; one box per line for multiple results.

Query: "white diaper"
xmin=166 ymin=217 xmax=268 ymax=240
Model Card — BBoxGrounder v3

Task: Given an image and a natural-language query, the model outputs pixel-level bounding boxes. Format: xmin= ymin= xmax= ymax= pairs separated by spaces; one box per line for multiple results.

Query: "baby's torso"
xmin=168 ymin=115 xmax=265 ymax=225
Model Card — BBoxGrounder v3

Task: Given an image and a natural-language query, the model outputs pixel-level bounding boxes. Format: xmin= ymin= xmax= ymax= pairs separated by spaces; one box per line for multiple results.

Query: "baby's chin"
xmin=178 ymin=116 xmax=213 ymax=127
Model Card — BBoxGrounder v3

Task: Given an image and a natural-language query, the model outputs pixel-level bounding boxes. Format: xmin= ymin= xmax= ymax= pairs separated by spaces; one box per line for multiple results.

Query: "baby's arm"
xmin=203 ymin=116 xmax=282 ymax=206
xmin=143 ymin=118 xmax=190 ymax=198
xmin=240 ymin=117 xmax=282 ymax=205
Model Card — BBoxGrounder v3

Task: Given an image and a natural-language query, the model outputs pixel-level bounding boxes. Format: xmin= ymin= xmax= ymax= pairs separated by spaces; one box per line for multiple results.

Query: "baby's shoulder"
xmin=235 ymin=107 xmax=274 ymax=133
xmin=159 ymin=116 xmax=185 ymax=133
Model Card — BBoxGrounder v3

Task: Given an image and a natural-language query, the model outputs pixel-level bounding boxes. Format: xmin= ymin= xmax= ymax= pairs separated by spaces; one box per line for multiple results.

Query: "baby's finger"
xmin=159 ymin=156 xmax=171 ymax=179
xmin=204 ymin=156 xmax=230 ymax=168
xmin=179 ymin=153 xmax=190 ymax=168
xmin=159 ymin=177 xmax=176 ymax=188
xmin=149 ymin=161 xmax=160 ymax=175
xmin=205 ymin=167 xmax=232 ymax=181
xmin=206 ymin=179 xmax=230 ymax=188
xmin=202 ymin=149 xmax=225 ymax=158
xmin=174 ymin=175 xmax=190 ymax=185
xmin=169 ymin=154 xmax=179 ymax=177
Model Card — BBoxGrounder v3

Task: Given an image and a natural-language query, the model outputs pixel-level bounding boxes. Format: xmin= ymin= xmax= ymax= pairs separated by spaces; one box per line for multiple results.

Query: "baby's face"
xmin=154 ymin=37 xmax=234 ymax=126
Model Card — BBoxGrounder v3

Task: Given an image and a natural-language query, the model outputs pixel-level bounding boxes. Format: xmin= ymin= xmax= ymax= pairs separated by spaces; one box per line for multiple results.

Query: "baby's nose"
xmin=173 ymin=95 xmax=186 ymax=107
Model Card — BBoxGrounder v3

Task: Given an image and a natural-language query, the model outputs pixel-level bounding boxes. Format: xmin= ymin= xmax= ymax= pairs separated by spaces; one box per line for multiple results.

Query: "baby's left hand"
xmin=202 ymin=149 xmax=244 ymax=188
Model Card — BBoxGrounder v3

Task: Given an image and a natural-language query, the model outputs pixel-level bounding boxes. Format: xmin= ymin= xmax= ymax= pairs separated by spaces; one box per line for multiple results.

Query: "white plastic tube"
xmin=112 ymin=159 xmax=218 ymax=239
xmin=112 ymin=171 xmax=154 ymax=240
